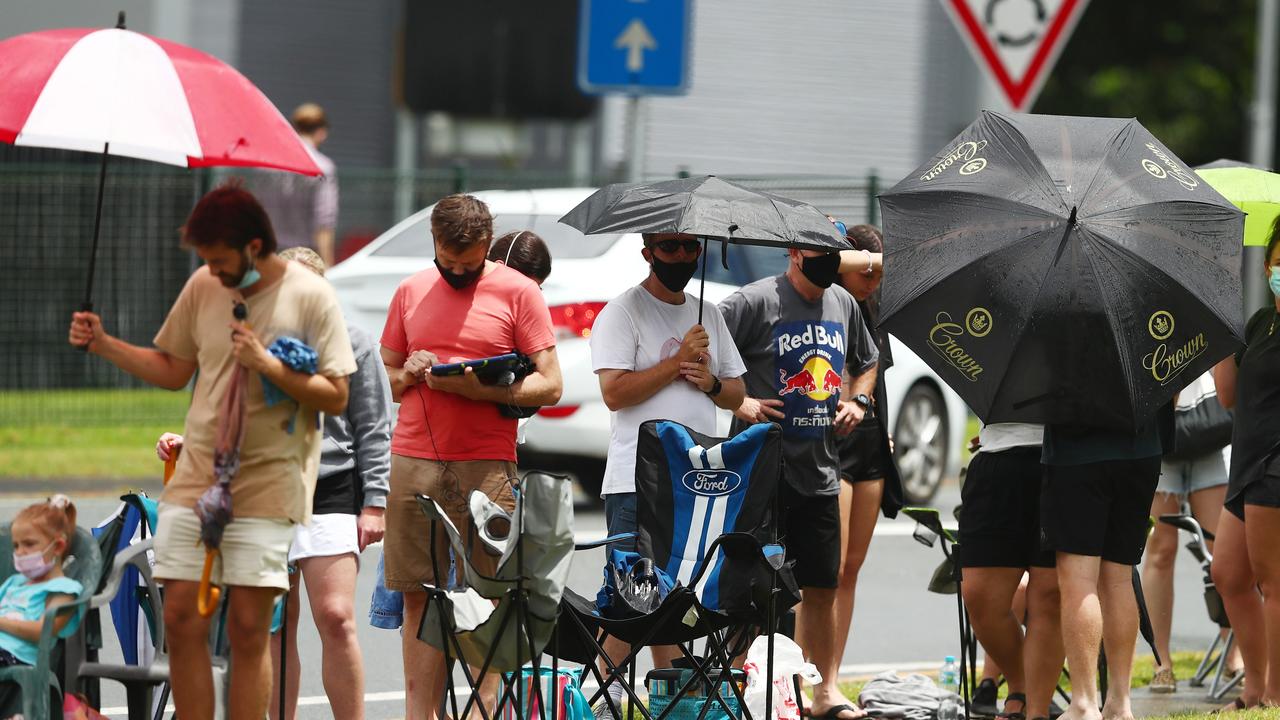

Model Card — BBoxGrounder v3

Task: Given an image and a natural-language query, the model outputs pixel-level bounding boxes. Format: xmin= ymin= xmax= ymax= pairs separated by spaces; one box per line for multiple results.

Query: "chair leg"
xmin=124 ymin=682 xmax=154 ymax=720
xmin=1191 ymin=632 xmax=1223 ymax=688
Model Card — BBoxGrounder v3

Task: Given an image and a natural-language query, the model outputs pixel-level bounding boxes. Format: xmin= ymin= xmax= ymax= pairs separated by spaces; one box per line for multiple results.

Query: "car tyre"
xmin=893 ymin=381 xmax=949 ymax=505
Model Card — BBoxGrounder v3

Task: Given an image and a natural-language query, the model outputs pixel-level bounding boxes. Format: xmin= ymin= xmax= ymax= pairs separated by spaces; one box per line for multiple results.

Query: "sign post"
xmin=939 ymin=0 xmax=1091 ymax=112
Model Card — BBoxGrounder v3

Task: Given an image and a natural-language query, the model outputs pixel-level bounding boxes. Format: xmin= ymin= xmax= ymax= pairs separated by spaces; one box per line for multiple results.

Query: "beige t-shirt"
xmin=154 ymin=263 xmax=357 ymax=523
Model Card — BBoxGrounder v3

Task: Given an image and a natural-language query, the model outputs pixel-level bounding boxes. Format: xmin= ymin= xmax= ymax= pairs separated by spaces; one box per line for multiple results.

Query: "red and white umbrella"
xmin=0 ymin=14 xmax=320 ymax=311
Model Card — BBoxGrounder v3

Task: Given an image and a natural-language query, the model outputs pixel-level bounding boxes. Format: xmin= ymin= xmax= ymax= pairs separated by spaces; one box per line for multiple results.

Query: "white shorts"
xmin=153 ymin=502 xmax=294 ymax=590
xmin=288 ymin=513 xmax=360 ymax=563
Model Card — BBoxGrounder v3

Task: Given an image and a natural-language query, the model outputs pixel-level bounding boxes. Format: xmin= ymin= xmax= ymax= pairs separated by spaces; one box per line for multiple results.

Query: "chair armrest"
xmin=91 ymin=538 xmax=155 ymax=610
xmin=574 ymin=532 xmax=636 ymax=551
xmin=32 ymin=595 xmax=92 ymax=686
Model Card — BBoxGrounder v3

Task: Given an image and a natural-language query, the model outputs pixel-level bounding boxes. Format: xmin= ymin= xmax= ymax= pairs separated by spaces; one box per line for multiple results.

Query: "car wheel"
xmin=893 ymin=381 xmax=949 ymax=505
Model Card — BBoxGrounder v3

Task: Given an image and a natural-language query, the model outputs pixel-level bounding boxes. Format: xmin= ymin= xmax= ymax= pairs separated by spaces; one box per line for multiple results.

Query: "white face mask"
xmin=13 ymin=540 xmax=56 ymax=580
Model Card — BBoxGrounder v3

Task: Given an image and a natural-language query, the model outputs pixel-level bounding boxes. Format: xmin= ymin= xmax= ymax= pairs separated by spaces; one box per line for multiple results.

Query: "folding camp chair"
xmin=551 ymin=420 xmax=799 ymax=720
xmin=1158 ymin=512 xmax=1241 ymax=700
xmin=0 ymin=525 xmax=102 ymax=720
xmin=413 ymin=469 xmax=576 ymax=720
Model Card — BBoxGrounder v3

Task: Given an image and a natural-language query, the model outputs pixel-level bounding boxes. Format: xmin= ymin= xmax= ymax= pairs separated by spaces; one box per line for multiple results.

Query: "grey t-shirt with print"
xmin=719 ymin=274 xmax=879 ymax=496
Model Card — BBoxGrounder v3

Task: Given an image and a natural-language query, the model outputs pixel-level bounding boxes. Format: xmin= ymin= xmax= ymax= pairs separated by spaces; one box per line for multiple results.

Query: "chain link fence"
xmin=1 ymin=154 xmax=879 ymax=427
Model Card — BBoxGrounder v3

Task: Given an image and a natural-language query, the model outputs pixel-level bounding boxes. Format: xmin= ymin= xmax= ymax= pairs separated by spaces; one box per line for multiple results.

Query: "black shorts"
xmin=779 ymin=482 xmax=841 ymax=589
xmin=958 ymin=447 xmax=1055 ymax=569
xmin=1225 ymin=458 xmax=1280 ymax=520
xmin=839 ymin=421 xmax=889 ymax=484
xmin=1040 ymin=456 xmax=1161 ymax=565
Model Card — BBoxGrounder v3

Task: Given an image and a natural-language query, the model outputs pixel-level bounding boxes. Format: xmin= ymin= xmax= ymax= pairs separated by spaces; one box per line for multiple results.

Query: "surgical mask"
xmin=235 ymin=249 xmax=261 ymax=289
xmin=1270 ymin=266 xmax=1280 ymax=298
xmin=651 ymin=256 xmax=700 ymax=292
xmin=13 ymin=541 xmax=56 ymax=580
xmin=435 ymin=258 xmax=483 ymax=290
xmin=800 ymin=252 xmax=841 ymax=289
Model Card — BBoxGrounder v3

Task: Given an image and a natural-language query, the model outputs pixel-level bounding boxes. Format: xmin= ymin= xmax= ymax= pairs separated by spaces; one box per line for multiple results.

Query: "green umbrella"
xmin=1195 ymin=160 xmax=1280 ymax=246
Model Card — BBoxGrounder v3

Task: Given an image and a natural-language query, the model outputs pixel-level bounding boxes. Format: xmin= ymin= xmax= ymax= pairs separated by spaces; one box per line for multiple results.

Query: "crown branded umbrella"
xmin=879 ymin=111 xmax=1245 ymax=432
xmin=0 ymin=12 xmax=320 ymax=315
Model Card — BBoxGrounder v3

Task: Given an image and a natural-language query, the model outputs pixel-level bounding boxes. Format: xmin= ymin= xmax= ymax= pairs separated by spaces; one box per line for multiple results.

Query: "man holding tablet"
xmin=379 ymin=194 xmax=562 ymax=720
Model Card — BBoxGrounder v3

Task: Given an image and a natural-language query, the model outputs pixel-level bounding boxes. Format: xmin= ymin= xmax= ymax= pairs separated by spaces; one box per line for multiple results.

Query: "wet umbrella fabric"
xmin=879 ymin=111 xmax=1245 ymax=432
xmin=193 ymin=356 xmax=248 ymax=616
xmin=1194 ymin=161 xmax=1280 ymax=247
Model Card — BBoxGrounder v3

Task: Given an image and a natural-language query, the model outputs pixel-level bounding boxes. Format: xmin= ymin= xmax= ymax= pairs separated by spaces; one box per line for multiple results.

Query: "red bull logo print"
xmin=773 ymin=320 xmax=847 ymax=438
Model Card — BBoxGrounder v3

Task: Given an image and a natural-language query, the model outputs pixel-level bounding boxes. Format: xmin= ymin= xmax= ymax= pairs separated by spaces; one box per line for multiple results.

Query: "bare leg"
xmin=801 ymin=586 xmax=861 ymax=718
xmin=961 ymin=567 xmax=1026 ymax=712
xmin=1056 ymin=553 xmax=1102 ymax=720
xmin=1141 ymin=492 xmax=1181 ymax=677
xmin=1244 ymin=504 xmax=1280 ymax=705
xmin=227 ymin=585 xmax=284 ymax=720
xmin=1098 ymin=562 xmax=1138 ymax=720
xmin=161 ymin=580 xmax=216 ymax=720
xmin=402 ymin=591 xmax=446 ymax=720
xmin=1024 ymin=567 xmax=1063 ymax=720
xmin=1188 ymin=485 xmax=1243 ymax=672
xmin=269 ymin=573 xmax=302 ymax=720
xmin=1211 ymin=509 xmax=1264 ymax=708
xmin=301 ymin=554 xmax=366 ymax=719
xmin=822 ymin=478 xmax=884 ymax=714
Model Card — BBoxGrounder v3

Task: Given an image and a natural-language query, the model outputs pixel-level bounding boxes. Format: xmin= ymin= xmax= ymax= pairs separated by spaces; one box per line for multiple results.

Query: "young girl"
xmin=1 ymin=495 xmax=84 ymax=717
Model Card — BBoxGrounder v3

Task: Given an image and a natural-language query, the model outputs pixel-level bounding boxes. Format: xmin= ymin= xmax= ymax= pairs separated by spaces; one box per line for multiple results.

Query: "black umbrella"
xmin=559 ymin=175 xmax=850 ymax=322
xmin=879 ymin=111 xmax=1245 ymax=432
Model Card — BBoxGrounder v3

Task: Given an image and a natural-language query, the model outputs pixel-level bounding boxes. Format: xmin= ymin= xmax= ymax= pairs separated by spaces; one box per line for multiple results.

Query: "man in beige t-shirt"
xmin=69 ymin=183 xmax=356 ymax=720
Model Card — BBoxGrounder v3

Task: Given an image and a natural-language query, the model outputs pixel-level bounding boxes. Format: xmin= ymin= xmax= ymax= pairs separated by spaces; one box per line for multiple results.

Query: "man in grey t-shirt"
xmin=719 ymin=247 xmax=877 ymax=720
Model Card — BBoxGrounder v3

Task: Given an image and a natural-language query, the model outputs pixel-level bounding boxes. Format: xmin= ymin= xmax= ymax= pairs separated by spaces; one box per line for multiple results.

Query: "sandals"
xmin=803 ymin=704 xmax=868 ymax=720
xmin=1212 ymin=697 xmax=1254 ymax=714
xmin=998 ymin=692 xmax=1027 ymax=720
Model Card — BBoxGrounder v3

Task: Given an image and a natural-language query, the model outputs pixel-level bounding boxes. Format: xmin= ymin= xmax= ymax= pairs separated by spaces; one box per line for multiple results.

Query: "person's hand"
xmin=679 ymin=356 xmax=717 ymax=393
xmin=229 ymin=322 xmax=276 ymax=374
xmin=425 ymin=364 xmax=482 ymax=398
xmin=156 ymin=433 xmax=184 ymax=462
xmin=677 ymin=324 xmax=710 ymax=365
xmin=357 ymin=507 xmax=385 ymax=552
xmin=402 ymin=350 xmax=439 ymax=385
xmin=888 ymin=434 xmax=895 ymax=453
xmin=968 ymin=435 xmax=981 ymax=453
xmin=834 ymin=400 xmax=864 ymax=436
xmin=734 ymin=397 xmax=785 ymax=424
xmin=69 ymin=311 xmax=107 ymax=352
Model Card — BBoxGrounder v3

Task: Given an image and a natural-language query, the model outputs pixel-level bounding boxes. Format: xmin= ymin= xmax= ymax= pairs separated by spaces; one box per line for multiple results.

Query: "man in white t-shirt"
xmin=588 ymin=232 xmax=747 ymax=717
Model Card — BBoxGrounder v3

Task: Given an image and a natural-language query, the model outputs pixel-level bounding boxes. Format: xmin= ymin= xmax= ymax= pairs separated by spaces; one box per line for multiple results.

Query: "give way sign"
xmin=940 ymin=0 xmax=1092 ymax=111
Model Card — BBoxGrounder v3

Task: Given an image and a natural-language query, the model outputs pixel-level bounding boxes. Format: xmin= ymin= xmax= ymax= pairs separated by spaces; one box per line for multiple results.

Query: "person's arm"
xmin=0 ymin=593 xmax=75 ymax=643
xmin=597 ymin=323 xmax=709 ymax=410
xmin=425 ymin=346 xmax=564 ymax=406
xmin=229 ymin=321 xmax=349 ymax=415
xmin=315 ymin=228 xmax=336 ymax=268
xmin=69 ymin=312 xmax=196 ymax=390
xmin=839 ymin=249 xmax=882 ymax=275
xmin=1214 ymin=355 xmax=1238 ymax=409
xmin=347 ymin=347 xmax=392 ymax=550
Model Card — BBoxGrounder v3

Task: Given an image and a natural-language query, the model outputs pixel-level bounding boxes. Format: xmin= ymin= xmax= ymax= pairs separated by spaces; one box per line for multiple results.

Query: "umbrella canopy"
xmin=0 ymin=24 xmax=319 ymax=174
xmin=558 ymin=176 xmax=850 ymax=251
xmin=879 ymin=111 xmax=1245 ymax=432
xmin=1195 ymin=162 xmax=1280 ymax=247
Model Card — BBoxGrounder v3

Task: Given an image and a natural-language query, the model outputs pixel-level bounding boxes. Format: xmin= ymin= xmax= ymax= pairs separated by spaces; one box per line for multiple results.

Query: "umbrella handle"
xmin=162 ymin=445 xmax=181 ymax=486
xmin=198 ymin=550 xmax=222 ymax=618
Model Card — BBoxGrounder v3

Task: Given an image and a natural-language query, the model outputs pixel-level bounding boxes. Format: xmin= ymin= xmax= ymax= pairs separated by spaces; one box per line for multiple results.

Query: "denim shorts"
xmin=603 ymin=492 xmax=638 ymax=554
xmin=369 ymin=552 xmax=404 ymax=630
xmin=1158 ymin=445 xmax=1230 ymax=498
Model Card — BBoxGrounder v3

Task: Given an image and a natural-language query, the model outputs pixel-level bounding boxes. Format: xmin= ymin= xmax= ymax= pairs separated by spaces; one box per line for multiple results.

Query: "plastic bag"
xmin=742 ymin=634 xmax=821 ymax=720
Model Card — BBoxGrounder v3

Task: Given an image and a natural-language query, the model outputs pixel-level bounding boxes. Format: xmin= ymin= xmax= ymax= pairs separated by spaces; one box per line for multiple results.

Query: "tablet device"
xmin=429 ymin=353 xmax=523 ymax=377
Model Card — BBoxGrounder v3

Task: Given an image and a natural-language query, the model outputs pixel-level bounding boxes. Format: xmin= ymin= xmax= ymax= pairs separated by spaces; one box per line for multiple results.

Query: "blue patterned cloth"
xmin=261 ymin=336 xmax=319 ymax=433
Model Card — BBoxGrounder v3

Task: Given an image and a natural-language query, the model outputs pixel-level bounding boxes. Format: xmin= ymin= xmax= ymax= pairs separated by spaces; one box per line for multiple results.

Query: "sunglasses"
xmin=653 ymin=239 xmax=702 ymax=254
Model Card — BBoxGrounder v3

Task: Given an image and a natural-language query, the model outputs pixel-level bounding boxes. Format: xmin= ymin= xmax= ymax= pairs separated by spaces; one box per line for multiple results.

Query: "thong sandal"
xmin=804 ymin=704 xmax=868 ymax=720
xmin=1212 ymin=697 xmax=1253 ymax=714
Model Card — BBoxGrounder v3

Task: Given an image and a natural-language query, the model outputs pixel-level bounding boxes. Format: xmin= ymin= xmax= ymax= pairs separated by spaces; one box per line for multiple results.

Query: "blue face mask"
xmin=235 ymin=251 xmax=261 ymax=289
xmin=1270 ymin=267 xmax=1280 ymax=298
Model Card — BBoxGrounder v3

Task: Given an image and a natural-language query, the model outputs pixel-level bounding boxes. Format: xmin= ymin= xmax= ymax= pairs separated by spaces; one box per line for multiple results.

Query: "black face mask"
xmin=435 ymin=258 xmax=483 ymax=290
xmin=800 ymin=253 xmax=841 ymax=289
xmin=651 ymin=256 xmax=700 ymax=293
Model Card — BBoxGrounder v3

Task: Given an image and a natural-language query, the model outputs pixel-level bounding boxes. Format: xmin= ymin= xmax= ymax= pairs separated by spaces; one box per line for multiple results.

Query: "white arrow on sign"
xmin=614 ymin=18 xmax=657 ymax=73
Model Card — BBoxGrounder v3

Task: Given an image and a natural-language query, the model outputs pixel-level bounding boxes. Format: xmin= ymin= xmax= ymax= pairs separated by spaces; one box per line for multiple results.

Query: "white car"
xmin=327 ymin=188 xmax=968 ymax=503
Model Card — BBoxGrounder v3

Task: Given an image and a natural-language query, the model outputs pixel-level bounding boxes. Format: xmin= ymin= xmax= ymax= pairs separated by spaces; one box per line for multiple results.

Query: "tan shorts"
xmin=153 ymin=502 xmax=294 ymax=591
xmin=383 ymin=454 xmax=516 ymax=593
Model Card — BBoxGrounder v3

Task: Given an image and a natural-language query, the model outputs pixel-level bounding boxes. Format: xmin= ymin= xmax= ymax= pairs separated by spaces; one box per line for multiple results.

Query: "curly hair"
xmin=431 ymin=194 xmax=493 ymax=252
xmin=14 ymin=494 xmax=78 ymax=559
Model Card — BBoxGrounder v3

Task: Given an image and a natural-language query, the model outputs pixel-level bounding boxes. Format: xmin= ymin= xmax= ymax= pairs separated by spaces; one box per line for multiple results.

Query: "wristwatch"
xmin=851 ymin=393 xmax=871 ymax=409
xmin=705 ymin=377 xmax=723 ymax=397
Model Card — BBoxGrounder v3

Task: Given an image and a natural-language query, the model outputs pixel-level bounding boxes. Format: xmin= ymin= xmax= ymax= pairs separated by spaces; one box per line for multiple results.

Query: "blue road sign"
xmin=578 ymin=0 xmax=691 ymax=95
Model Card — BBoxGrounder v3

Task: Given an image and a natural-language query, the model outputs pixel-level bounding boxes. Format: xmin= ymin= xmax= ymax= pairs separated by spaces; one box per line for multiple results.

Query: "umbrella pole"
xmin=697 ymin=236 xmax=709 ymax=325
xmin=81 ymin=142 xmax=110 ymax=313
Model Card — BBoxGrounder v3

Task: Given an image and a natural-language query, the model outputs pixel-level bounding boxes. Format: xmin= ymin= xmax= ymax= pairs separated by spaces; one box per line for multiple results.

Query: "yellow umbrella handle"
xmin=197 ymin=549 xmax=221 ymax=617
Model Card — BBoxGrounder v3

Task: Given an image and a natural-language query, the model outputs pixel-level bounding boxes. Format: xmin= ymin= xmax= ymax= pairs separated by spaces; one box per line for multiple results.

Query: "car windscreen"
xmin=371 ymin=213 xmax=619 ymax=259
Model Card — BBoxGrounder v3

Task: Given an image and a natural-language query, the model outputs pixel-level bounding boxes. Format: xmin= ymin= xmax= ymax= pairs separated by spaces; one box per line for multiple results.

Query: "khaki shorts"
xmin=153 ymin=502 xmax=294 ymax=591
xmin=383 ymin=454 xmax=516 ymax=593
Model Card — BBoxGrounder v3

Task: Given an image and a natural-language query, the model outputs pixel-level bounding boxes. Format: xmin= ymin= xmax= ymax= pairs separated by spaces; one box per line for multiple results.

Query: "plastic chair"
xmin=0 ymin=524 xmax=102 ymax=720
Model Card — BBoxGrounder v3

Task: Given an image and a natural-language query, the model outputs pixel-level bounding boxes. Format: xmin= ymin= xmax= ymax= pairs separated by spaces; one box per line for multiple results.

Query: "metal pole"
xmin=81 ymin=142 xmax=111 ymax=313
xmin=1246 ymin=0 xmax=1279 ymax=317
xmin=394 ymin=109 xmax=418 ymax=222
xmin=626 ymin=94 xmax=644 ymax=183
xmin=867 ymin=170 xmax=880 ymax=227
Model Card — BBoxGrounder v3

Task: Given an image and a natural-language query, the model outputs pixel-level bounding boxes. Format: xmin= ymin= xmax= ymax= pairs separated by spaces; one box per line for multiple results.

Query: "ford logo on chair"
xmin=680 ymin=469 xmax=742 ymax=497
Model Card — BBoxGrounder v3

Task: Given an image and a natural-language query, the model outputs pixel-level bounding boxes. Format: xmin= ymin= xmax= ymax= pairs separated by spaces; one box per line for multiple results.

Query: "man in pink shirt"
xmin=380 ymin=194 xmax=562 ymax=720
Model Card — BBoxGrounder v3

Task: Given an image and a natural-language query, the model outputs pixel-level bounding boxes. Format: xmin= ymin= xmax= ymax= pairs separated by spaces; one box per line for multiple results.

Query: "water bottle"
xmin=937 ymin=655 xmax=960 ymax=720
